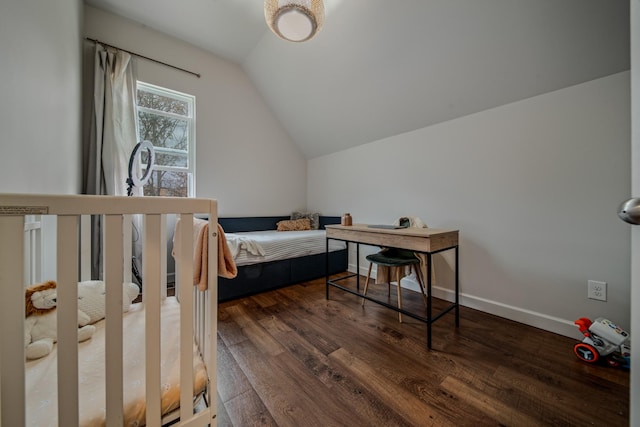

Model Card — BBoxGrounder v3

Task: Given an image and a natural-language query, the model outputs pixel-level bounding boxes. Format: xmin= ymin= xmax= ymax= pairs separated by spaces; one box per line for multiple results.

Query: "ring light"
xmin=127 ymin=140 xmax=155 ymax=196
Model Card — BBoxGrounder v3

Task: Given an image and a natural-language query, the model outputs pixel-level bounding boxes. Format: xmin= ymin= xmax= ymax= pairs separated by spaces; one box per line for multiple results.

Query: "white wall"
xmin=84 ymin=6 xmax=307 ymax=216
xmin=0 ymin=0 xmax=83 ymax=194
xmin=309 ymin=72 xmax=631 ymax=338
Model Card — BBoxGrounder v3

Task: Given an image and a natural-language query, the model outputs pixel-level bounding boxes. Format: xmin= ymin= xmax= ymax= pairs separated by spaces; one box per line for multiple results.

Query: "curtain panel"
xmin=83 ymin=46 xmax=139 ymax=279
xmin=85 ymin=47 xmax=138 ymax=197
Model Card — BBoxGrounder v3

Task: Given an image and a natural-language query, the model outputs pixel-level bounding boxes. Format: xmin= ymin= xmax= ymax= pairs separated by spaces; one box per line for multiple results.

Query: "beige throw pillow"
xmin=277 ymin=218 xmax=312 ymax=231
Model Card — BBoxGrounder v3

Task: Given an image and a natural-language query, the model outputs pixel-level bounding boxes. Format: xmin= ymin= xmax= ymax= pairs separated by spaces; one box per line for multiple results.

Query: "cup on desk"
xmin=341 ymin=213 xmax=352 ymax=226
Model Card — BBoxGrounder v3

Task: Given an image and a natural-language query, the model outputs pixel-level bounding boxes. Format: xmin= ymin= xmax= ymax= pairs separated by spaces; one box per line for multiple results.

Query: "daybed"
xmin=217 ymin=215 xmax=348 ymax=301
xmin=0 ymin=193 xmax=218 ymax=427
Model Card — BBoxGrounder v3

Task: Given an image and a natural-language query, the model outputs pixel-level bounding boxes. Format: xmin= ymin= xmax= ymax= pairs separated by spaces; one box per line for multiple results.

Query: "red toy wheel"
xmin=574 ymin=342 xmax=599 ymax=363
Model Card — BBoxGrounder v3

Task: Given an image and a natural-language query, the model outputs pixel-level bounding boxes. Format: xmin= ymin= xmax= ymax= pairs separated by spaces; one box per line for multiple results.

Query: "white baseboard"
xmin=349 ymin=263 xmax=579 ymax=339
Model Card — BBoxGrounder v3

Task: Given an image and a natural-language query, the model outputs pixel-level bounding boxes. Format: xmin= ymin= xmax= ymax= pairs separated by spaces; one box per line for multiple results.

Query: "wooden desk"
xmin=325 ymin=224 xmax=459 ymax=349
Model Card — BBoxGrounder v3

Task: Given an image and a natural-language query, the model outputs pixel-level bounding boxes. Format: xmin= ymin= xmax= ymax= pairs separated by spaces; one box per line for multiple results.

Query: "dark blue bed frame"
xmin=217 ymin=216 xmax=348 ymax=302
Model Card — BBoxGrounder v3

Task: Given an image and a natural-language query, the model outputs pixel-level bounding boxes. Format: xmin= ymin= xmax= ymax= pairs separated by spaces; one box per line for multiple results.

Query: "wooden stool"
xmin=362 ymin=248 xmax=427 ymax=322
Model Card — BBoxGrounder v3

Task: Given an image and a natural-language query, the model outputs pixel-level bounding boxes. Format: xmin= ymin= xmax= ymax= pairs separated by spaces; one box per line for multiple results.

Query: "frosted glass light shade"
xmin=264 ymin=0 xmax=324 ymax=42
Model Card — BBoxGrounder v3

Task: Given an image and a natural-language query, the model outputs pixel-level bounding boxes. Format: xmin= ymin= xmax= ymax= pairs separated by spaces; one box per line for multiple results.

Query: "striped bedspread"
xmin=225 ymin=230 xmax=346 ymax=267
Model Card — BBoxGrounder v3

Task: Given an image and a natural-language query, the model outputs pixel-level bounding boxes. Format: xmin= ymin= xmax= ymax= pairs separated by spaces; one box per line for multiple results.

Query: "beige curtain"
xmin=85 ymin=47 xmax=138 ymax=196
xmin=83 ymin=45 xmax=138 ymax=278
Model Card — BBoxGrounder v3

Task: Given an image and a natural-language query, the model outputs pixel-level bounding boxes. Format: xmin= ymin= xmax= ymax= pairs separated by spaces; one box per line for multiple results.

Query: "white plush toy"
xmin=77 ymin=280 xmax=140 ymax=324
xmin=24 ymin=281 xmax=96 ymax=360
xmin=24 ymin=280 xmax=140 ymax=360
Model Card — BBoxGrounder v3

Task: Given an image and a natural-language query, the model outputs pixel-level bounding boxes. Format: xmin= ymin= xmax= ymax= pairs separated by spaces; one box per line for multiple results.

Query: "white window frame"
xmin=136 ymin=81 xmax=196 ymax=197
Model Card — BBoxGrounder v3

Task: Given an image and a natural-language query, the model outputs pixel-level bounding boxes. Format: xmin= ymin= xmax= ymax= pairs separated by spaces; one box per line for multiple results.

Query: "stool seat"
xmin=362 ymin=248 xmax=427 ymax=323
xmin=365 ymin=249 xmax=420 ymax=267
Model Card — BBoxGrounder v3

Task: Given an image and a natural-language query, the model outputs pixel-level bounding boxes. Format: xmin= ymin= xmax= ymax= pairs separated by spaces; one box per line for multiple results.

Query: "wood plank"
xmin=217 ymin=336 xmax=253 ymax=404
xmin=249 ymin=292 xmax=281 ymax=308
xmin=226 ymin=339 xmax=333 ymax=426
xmin=261 ymin=292 xmax=495 ymax=425
xmin=222 ymin=389 xmax=277 ymax=427
xmin=489 ymin=365 xmax=627 ymax=426
xmin=224 ymin=304 xmax=284 ymax=357
xmin=257 ymin=314 xmax=411 ymax=426
xmin=330 ymin=347 xmax=455 ymax=426
xmin=440 ymin=376 xmax=542 ymax=426
xmin=215 ymin=392 xmax=233 ymax=427
xmin=217 ymin=277 xmax=629 ymax=426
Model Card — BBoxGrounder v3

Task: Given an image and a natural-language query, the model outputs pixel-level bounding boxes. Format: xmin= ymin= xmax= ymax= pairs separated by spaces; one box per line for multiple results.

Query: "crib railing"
xmin=0 ymin=194 xmax=218 ymax=427
xmin=23 ymin=215 xmax=42 ymax=286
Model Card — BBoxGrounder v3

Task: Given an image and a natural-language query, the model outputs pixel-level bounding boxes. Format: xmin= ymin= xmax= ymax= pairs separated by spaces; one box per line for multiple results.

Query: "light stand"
xmin=126 ymin=141 xmax=155 ymax=285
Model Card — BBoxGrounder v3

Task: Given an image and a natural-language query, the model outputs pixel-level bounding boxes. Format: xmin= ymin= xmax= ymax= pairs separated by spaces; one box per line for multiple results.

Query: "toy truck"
xmin=573 ymin=317 xmax=630 ymax=368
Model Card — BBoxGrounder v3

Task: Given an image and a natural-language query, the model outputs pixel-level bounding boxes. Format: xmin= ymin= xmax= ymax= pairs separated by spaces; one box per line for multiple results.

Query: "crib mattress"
xmin=25 ymin=296 xmax=207 ymax=427
xmin=226 ymin=229 xmax=346 ymax=266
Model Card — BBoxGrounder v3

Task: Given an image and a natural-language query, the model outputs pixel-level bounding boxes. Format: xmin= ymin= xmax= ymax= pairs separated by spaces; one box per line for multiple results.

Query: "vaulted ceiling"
xmin=85 ymin=0 xmax=630 ymax=159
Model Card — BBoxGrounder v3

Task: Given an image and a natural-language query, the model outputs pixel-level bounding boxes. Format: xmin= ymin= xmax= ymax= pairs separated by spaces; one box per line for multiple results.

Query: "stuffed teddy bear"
xmin=24 ymin=280 xmax=140 ymax=360
xmin=24 ymin=281 xmax=96 ymax=360
xmin=76 ymin=280 xmax=140 ymax=324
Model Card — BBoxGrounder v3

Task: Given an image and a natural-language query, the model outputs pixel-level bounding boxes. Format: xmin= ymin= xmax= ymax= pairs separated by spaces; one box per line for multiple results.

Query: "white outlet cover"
xmin=588 ymin=280 xmax=607 ymax=301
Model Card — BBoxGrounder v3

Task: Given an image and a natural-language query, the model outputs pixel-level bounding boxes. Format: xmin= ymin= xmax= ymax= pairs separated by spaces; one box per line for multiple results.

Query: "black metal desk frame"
xmin=325 ymin=225 xmax=459 ymax=349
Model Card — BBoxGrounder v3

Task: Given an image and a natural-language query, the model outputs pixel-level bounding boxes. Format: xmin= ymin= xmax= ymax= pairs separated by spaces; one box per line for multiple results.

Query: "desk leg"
xmin=356 ymin=243 xmax=360 ymax=292
xmin=325 ymin=237 xmax=330 ymax=300
xmin=455 ymin=245 xmax=460 ymax=327
xmin=427 ymin=252 xmax=432 ymax=349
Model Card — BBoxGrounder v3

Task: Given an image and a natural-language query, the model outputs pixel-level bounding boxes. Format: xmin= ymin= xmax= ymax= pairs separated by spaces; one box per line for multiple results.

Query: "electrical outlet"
xmin=588 ymin=280 xmax=607 ymax=301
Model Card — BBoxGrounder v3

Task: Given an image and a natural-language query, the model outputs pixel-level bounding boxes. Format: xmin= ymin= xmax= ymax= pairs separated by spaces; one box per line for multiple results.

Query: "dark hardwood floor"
xmin=216 ymin=275 xmax=629 ymax=426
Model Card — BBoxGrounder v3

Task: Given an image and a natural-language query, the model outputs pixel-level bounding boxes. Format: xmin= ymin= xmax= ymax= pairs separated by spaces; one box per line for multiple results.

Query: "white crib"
xmin=0 ymin=193 xmax=218 ymax=427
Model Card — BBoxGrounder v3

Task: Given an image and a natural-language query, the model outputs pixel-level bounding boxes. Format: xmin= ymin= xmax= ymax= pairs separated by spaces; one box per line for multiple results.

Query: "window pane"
xmin=137 ymin=89 xmax=188 ymax=116
xmin=143 ymin=170 xmax=189 ymax=197
xmin=137 ymin=111 xmax=188 ymax=167
xmin=136 ymin=81 xmax=195 ymax=198
xmin=154 ymin=148 xmax=187 ymax=168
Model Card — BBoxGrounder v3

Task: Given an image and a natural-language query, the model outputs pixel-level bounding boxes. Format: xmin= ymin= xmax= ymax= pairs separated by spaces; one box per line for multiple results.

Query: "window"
xmin=136 ymin=82 xmax=195 ymax=197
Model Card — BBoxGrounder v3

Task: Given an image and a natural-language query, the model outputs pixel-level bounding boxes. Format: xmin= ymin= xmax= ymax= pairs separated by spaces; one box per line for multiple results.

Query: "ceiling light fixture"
xmin=264 ymin=0 xmax=324 ymax=42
